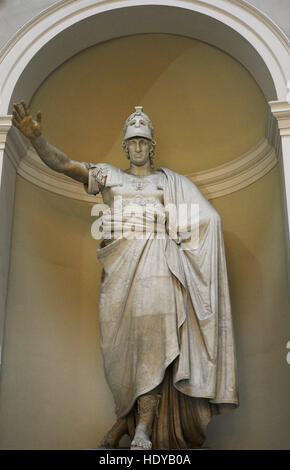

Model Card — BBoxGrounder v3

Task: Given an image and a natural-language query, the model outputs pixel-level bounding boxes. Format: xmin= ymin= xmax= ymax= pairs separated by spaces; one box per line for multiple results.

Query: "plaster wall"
xmin=0 ymin=167 xmax=288 ymax=449
xmin=0 ymin=34 xmax=288 ymax=449
xmin=207 ymin=163 xmax=290 ymax=449
xmin=28 ymin=34 xmax=267 ymax=173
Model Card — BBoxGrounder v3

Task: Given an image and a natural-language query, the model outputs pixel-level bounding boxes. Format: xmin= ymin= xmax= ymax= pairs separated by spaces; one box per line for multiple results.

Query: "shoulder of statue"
xmin=159 ymin=167 xmax=204 ymax=197
xmin=85 ymin=162 xmax=123 ymax=187
xmin=158 ymin=167 xmax=181 ymax=176
xmin=158 ymin=167 xmax=188 ymax=182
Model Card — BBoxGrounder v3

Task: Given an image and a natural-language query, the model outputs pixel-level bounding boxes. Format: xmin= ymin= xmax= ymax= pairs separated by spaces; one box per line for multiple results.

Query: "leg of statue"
xmin=131 ymin=388 xmax=161 ymax=450
xmin=98 ymin=417 xmax=128 ymax=449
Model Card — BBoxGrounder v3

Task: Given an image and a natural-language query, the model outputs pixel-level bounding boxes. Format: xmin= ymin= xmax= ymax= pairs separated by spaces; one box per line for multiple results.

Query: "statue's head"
xmin=122 ymin=106 xmax=156 ymax=167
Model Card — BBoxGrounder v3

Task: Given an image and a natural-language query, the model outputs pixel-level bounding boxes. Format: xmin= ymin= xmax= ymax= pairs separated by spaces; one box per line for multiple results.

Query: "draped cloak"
xmin=85 ymin=163 xmax=239 ymax=448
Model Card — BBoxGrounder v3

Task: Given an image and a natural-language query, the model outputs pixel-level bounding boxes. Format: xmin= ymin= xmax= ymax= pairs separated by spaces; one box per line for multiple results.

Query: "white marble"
xmin=0 ymin=0 xmax=289 ymax=373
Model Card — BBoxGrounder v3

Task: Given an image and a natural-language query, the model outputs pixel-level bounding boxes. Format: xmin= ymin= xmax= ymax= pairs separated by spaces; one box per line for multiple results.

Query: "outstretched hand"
xmin=12 ymin=101 xmax=42 ymax=138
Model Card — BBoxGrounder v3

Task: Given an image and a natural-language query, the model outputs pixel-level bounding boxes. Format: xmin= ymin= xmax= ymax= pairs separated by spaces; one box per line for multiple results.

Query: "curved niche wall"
xmin=0 ymin=34 xmax=289 ymax=450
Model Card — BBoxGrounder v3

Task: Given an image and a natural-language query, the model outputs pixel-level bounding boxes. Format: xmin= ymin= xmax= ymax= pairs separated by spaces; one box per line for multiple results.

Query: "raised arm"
xmin=12 ymin=101 xmax=88 ymax=185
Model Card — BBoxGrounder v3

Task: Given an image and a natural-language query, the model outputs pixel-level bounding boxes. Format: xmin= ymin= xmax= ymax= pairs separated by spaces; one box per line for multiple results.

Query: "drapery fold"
xmin=161 ymin=168 xmax=238 ymax=408
xmin=94 ymin=166 xmax=238 ymax=448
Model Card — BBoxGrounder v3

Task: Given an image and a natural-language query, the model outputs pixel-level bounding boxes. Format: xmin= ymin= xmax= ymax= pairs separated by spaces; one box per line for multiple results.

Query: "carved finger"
xmin=13 ymin=103 xmax=24 ymax=119
xmin=12 ymin=110 xmax=21 ymax=123
xmin=21 ymin=100 xmax=30 ymax=116
xmin=12 ymin=117 xmax=20 ymax=128
xmin=13 ymin=104 xmax=21 ymax=120
xmin=36 ymin=111 xmax=42 ymax=124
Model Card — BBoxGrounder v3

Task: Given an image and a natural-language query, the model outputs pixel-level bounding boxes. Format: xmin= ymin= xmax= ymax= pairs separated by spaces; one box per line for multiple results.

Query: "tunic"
xmin=84 ymin=163 xmax=239 ymax=434
xmin=29 ymin=131 xmax=238 ymax=448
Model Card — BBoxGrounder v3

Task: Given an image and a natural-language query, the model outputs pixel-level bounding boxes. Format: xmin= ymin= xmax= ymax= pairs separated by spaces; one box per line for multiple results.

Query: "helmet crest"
xmin=123 ymin=106 xmax=153 ymax=141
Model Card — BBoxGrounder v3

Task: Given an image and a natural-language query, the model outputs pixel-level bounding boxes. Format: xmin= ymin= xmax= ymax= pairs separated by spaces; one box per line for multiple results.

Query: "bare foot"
xmin=131 ymin=423 xmax=152 ymax=450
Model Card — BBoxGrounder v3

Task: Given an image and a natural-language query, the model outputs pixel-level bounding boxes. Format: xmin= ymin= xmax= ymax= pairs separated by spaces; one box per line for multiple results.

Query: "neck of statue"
xmin=127 ymin=160 xmax=154 ymax=177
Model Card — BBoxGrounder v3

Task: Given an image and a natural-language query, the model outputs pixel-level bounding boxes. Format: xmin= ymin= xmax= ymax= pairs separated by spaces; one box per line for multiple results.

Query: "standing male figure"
xmin=12 ymin=102 xmax=238 ymax=449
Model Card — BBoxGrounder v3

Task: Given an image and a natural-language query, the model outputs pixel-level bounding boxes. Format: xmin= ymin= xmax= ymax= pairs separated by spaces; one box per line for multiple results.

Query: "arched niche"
xmin=0 ymin=0 xmax=289 ymax=386
xmin=0 ymin=0 xmax=289 ymax=450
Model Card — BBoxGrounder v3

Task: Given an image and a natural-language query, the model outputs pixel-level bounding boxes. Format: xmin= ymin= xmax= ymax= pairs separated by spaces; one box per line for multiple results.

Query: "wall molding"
xmin=0 ymin=0 xmax=289 ymax=369
xmin=269 ymin=101 xmax=290 ymax=136
xmin=0 ymin=116 xmax=13 ymax=151
xmin=5 ymin=104 xmax=277 ymax=200
xmin=189 ymin=138 xmax=277 ymax=199
xmin=13 ymin=136 xmax=277 ymax=202
xmin=4 ymin=126 xmax=28 ymax=170
xmin=2 ymin=102 xmax=281 ymax=201
xmin=18 ymin=146 xmax=100 ymax=203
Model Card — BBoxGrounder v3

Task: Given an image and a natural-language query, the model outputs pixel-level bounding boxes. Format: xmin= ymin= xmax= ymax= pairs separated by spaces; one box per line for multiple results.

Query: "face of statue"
xmin=127 ymin=137 xmax=151 ymax=166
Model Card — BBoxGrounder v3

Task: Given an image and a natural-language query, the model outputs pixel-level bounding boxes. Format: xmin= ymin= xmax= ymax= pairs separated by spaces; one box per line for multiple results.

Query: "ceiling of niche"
xmin=29 ymin=34 xmax=268 ymax=175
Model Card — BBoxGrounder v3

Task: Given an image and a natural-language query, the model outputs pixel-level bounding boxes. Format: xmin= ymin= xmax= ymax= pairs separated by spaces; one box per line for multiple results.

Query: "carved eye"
xmin=130 ymin=120 xmax=136 ymax=126
xmin=140 ymin=120 xmax=146 ymax=126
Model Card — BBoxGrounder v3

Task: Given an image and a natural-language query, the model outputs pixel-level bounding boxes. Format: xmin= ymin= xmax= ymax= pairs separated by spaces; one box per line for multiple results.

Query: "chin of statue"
xmin=133 ymin=161 xmax=148 ymax=167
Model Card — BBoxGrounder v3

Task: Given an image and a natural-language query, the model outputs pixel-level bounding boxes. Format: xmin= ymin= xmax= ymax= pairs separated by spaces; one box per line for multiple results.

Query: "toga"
xmin=85 ymin=162 xmax=238 ymax=449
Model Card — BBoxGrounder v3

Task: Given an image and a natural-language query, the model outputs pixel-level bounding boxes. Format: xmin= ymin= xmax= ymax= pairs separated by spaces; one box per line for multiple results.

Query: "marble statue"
xmin=12 ymin=102 xmax=239 ymax=450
